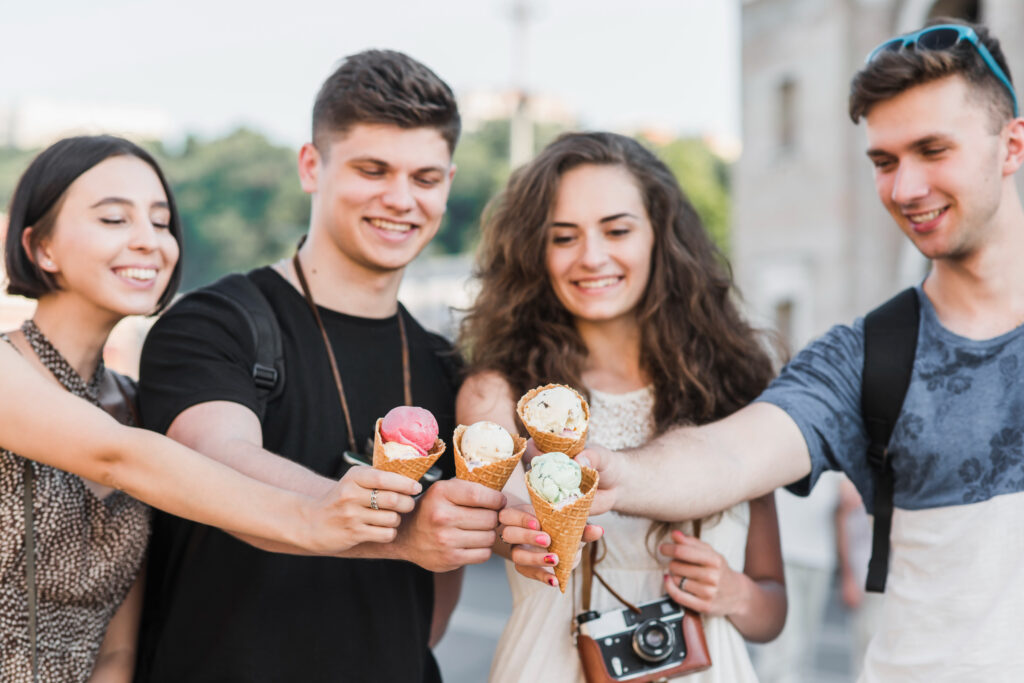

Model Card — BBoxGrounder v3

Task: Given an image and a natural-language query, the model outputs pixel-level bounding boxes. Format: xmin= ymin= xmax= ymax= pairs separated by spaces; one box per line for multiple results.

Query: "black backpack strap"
xmin=194 ymin=273 xmax=285 ymax=421
xmin=861 ymin=287 xmax=920 ymax=593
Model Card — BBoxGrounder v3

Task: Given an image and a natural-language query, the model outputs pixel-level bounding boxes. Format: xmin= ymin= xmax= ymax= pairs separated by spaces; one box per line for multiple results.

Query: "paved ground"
xmin=434 ymin=556 xmax=860 ymax=682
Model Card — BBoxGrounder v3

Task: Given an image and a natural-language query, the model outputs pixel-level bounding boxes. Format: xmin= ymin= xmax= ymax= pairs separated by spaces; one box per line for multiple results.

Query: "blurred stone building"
xmin=735 ymin=0 xmax=1024 ymax=351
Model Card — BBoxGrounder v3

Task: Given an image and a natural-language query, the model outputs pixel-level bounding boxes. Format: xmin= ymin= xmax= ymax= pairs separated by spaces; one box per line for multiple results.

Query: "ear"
xmin=448 ymin=162 xmax=457 ymax=184
xmin=21 ymin=227 xmax=58 ymax=273
xmin=1001 ymin=117 xmax=1024 ymax=176
xmin=297 ymin=143 xmax=321 ymax=194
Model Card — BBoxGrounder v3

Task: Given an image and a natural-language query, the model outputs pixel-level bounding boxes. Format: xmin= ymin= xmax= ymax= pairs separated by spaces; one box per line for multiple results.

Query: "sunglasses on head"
xmin=866 ymin=24 xmax=1018 ymax=117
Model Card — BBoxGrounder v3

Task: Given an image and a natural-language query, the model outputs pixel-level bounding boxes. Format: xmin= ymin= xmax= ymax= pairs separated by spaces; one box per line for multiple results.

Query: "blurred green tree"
xmin=149 ymin=129 xmax=309 ymax=289
xmin=646 ymin=136 xmax=732 ymax=253
xmin=0 ymin=126 xmax=731 ymax=288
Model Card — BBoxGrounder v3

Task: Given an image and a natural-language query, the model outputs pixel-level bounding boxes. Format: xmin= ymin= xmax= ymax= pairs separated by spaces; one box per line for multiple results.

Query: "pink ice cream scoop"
xmin=380 ymin=406 xmax=439 ymax=456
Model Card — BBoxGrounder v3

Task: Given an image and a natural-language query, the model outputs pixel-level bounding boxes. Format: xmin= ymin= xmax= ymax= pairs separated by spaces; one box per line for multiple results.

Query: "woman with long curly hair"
xmin=457 ymin=132 xmax=786 ymax=682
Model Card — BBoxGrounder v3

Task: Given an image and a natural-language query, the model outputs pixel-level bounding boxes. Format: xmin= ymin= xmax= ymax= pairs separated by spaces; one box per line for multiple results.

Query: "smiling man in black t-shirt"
xmin=133 ymin=51 xmax=506 ymax=683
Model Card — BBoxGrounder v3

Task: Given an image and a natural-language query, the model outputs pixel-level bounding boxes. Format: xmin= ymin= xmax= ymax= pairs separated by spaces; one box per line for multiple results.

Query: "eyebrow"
xmin=549 ymin=212 xmax=639 ymax=228
xmin=90 ymin=197 xmax=170 ymax=210
xmin=866 ymin=134 xmax=953 ymax=158
xmin=349 ymin=156 xmax=448 ymax=174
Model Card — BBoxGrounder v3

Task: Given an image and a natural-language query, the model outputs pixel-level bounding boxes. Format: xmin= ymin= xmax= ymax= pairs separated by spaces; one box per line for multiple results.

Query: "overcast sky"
xmin=3 ymin=0 xmax=739 ymax=147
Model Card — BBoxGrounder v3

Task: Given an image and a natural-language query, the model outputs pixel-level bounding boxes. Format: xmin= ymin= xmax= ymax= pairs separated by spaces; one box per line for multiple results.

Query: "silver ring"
xmin=678 ymin=577 xmax=687 ymax=592
xmin=370 ymin=488 xmax=379 ymax=511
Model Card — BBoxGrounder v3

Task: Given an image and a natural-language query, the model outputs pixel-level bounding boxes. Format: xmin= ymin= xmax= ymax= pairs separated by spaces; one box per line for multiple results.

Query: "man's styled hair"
xmin=849 ymin=18 xmax=1015 ymax=131
xmin=311 ymin=49 xmax=461 ymax=155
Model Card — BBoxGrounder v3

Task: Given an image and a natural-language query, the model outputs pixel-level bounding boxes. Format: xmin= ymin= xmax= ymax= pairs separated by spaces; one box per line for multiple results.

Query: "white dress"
xmin=489 ymin=387 xmax=758 ymax=683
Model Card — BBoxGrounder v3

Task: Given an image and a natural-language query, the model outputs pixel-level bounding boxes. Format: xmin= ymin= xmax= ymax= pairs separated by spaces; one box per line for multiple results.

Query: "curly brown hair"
xmin=459 ymin=132 xmax=774 ymax=435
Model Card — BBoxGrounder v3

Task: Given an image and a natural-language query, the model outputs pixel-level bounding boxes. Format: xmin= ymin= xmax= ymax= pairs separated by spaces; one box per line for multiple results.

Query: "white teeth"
xmin=907 ymin=208 xmax=943 ymax=224
xmin=368 ymin=218 xmax=413 ymax=233
xmin=116 ymin=268 xmax=157 ymax=281
xmin=577 ymin=277 xmax=621 ymax=289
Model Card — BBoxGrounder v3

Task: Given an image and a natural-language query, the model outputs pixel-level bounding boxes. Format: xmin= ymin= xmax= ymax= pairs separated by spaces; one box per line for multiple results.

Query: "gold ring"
xmin=370 ymin=488 xmax=379 ymax=510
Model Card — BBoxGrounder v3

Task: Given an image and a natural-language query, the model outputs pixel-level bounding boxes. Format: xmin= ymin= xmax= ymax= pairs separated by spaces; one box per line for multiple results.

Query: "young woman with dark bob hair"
xmin=458 ymin=132 xmax=787 ymax=681
xmin=0 ymin=135 xmax=419 ymax=681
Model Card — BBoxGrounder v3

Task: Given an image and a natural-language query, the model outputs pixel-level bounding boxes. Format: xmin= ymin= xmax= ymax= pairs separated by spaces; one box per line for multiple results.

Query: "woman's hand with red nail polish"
xmin=496 ymin=502 xmax=569 ymax=585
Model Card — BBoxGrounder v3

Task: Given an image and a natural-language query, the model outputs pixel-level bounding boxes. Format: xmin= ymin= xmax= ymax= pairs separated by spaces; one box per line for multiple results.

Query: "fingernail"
xmin=528 ymin=519 xmax=539 ymax=531
xmin=672 ymin=530 xmax=685 ymax=541
xmin=548 ymin=576 xmax=558 ymax=587
xmin=544 ymin=554 xmax=557 ymax=565
xmin=536 ymin=535 xmax=549 ymax=546
xmin=413 ymin=483 xmax=423 ymax=494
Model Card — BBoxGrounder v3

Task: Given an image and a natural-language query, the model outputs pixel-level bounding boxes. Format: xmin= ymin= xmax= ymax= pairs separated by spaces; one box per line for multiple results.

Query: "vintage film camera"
xmin=576 ymin=596 xmax=698 ymax=681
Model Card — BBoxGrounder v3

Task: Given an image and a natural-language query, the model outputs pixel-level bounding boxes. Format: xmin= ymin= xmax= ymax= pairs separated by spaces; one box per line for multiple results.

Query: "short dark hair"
xmin=4 ymin=135 xmax=184 ymax=312
xmin=849 ymin=18 xmax=1015 ymax=130
xmin=311 ymin=49 xmax=461 ymax=155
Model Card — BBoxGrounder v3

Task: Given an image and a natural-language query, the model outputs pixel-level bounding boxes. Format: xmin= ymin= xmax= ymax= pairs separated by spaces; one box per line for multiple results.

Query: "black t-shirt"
xmin=134 ymin=267 xmax=459 ymax=683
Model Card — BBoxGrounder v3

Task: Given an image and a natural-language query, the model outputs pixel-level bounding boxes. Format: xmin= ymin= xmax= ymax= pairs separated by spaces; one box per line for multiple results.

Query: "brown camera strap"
xmin=291 ymin=238 xmax=411 ymax=453
xmin=580 ymin=519 xmax=704 ymax=615
xmin=581 ymin=539 xmax=641 ymax=614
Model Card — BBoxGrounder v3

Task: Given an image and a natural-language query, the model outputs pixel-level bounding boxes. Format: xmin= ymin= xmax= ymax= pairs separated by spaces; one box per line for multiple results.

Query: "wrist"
xmin=292 ymin=493 xmax=321 ymax=554
xmin=725 ymin=568 xmax=756 ymax=619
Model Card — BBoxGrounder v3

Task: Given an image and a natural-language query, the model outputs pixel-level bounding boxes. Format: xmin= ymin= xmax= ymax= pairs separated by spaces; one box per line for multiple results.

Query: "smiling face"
xmin=865 ymin=75 xmax=1009 ymax=261
xmin=544 ymin=164 xmax=655 ymax=326
xmin=299 ymin=123 xmax=454 ymax=274
xmin=33 ymin=155 xmax=180 ymax=320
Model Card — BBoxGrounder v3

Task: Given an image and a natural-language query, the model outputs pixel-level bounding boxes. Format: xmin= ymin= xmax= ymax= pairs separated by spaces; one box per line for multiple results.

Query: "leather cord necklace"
xmin=291 ymin=241 xmax=411 ymax=454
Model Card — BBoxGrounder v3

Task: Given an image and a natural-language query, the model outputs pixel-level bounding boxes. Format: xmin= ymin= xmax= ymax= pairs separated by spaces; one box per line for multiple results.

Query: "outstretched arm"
xmin=162 ymin=397 xmax=505 ymax=569
xmin=0 ymin=342 xmax=410 ymax=555
xmin=582 ymin=402 xmax=812 ymax=521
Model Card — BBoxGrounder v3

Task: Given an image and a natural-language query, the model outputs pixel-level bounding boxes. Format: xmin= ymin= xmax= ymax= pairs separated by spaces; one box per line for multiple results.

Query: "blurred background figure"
xmin=836 ymin=478 xmax=884 ymax=680
xmin=752 ymin=473 xmax=840 ymax=683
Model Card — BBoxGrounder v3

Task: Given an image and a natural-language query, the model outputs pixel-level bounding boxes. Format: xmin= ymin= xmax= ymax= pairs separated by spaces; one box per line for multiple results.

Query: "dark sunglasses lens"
xmin=917 ymin=28 xmax=961 ymax=51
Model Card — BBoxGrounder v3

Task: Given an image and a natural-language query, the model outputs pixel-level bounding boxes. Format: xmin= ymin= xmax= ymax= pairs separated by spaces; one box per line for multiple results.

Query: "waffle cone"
xmin=525 ymin=465 xmax=599 ymax=592
xmin=452 ymin=424 xmax=526 ymax=490
xmin=516 ymin=384 xmax=590 ymax=457
xmin=373 ymin=417 xmax=445 ymax=481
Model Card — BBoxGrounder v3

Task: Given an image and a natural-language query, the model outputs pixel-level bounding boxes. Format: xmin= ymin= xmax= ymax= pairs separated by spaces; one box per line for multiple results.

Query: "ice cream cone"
xmin=516 ymin=384 xmax=590 ymax=457
xmin=525 ymin=464 xmax=599 ymax=592
xmin=373 ymin=417 xmax=445 ymax=481
xmin=452 ymin=424 xmax=526 ymax=490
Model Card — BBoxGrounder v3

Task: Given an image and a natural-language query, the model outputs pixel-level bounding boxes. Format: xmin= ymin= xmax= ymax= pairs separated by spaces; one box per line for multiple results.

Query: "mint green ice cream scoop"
xmin=528 ymin=452 xmax=582 ymax=504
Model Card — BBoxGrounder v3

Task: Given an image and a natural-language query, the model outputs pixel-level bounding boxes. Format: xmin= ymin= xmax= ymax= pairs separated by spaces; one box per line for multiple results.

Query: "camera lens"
xmin=631 ymin=619 xmax=675 ymax=662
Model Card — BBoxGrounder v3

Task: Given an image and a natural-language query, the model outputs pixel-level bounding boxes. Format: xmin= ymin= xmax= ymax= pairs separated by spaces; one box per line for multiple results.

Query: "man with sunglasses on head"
xmin=501 ymin=18 xmax=1024 ymax=681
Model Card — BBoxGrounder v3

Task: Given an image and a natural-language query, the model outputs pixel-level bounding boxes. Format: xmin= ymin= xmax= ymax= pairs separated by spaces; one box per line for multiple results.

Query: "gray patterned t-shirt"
xmin=757 ymin=286 xmax=1024 ymax=681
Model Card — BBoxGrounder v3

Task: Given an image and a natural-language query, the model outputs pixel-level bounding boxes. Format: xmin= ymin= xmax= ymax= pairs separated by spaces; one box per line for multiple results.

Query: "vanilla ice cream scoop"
xmin=527 ymin=452 xmax=582 ymax=505
xmin=461 ymin=421 xmax=515 ymax=465
xmin=523 ymin=386 xmax=585 ymax=435
xmin=382 ymin=441 xmax=421 ymax=460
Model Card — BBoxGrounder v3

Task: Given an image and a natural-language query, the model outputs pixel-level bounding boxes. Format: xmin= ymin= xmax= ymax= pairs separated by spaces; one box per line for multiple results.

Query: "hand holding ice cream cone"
xmin=523 ymin=452 xmax=599 ymax=592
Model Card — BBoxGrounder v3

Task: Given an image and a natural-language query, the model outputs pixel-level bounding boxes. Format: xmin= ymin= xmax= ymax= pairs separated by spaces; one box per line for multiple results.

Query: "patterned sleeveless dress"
xmin=490 ymin=386 xmax=758 ymax=682
xmin=0 ymin=322 xmax=150 ymax=681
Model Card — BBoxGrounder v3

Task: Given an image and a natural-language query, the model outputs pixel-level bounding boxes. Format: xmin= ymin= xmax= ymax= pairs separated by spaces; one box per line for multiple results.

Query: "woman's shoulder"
xmin=456 ymin=370 xmax=520 ymax=429
xmin=459 ymin=369 xmax=514 ymax=398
